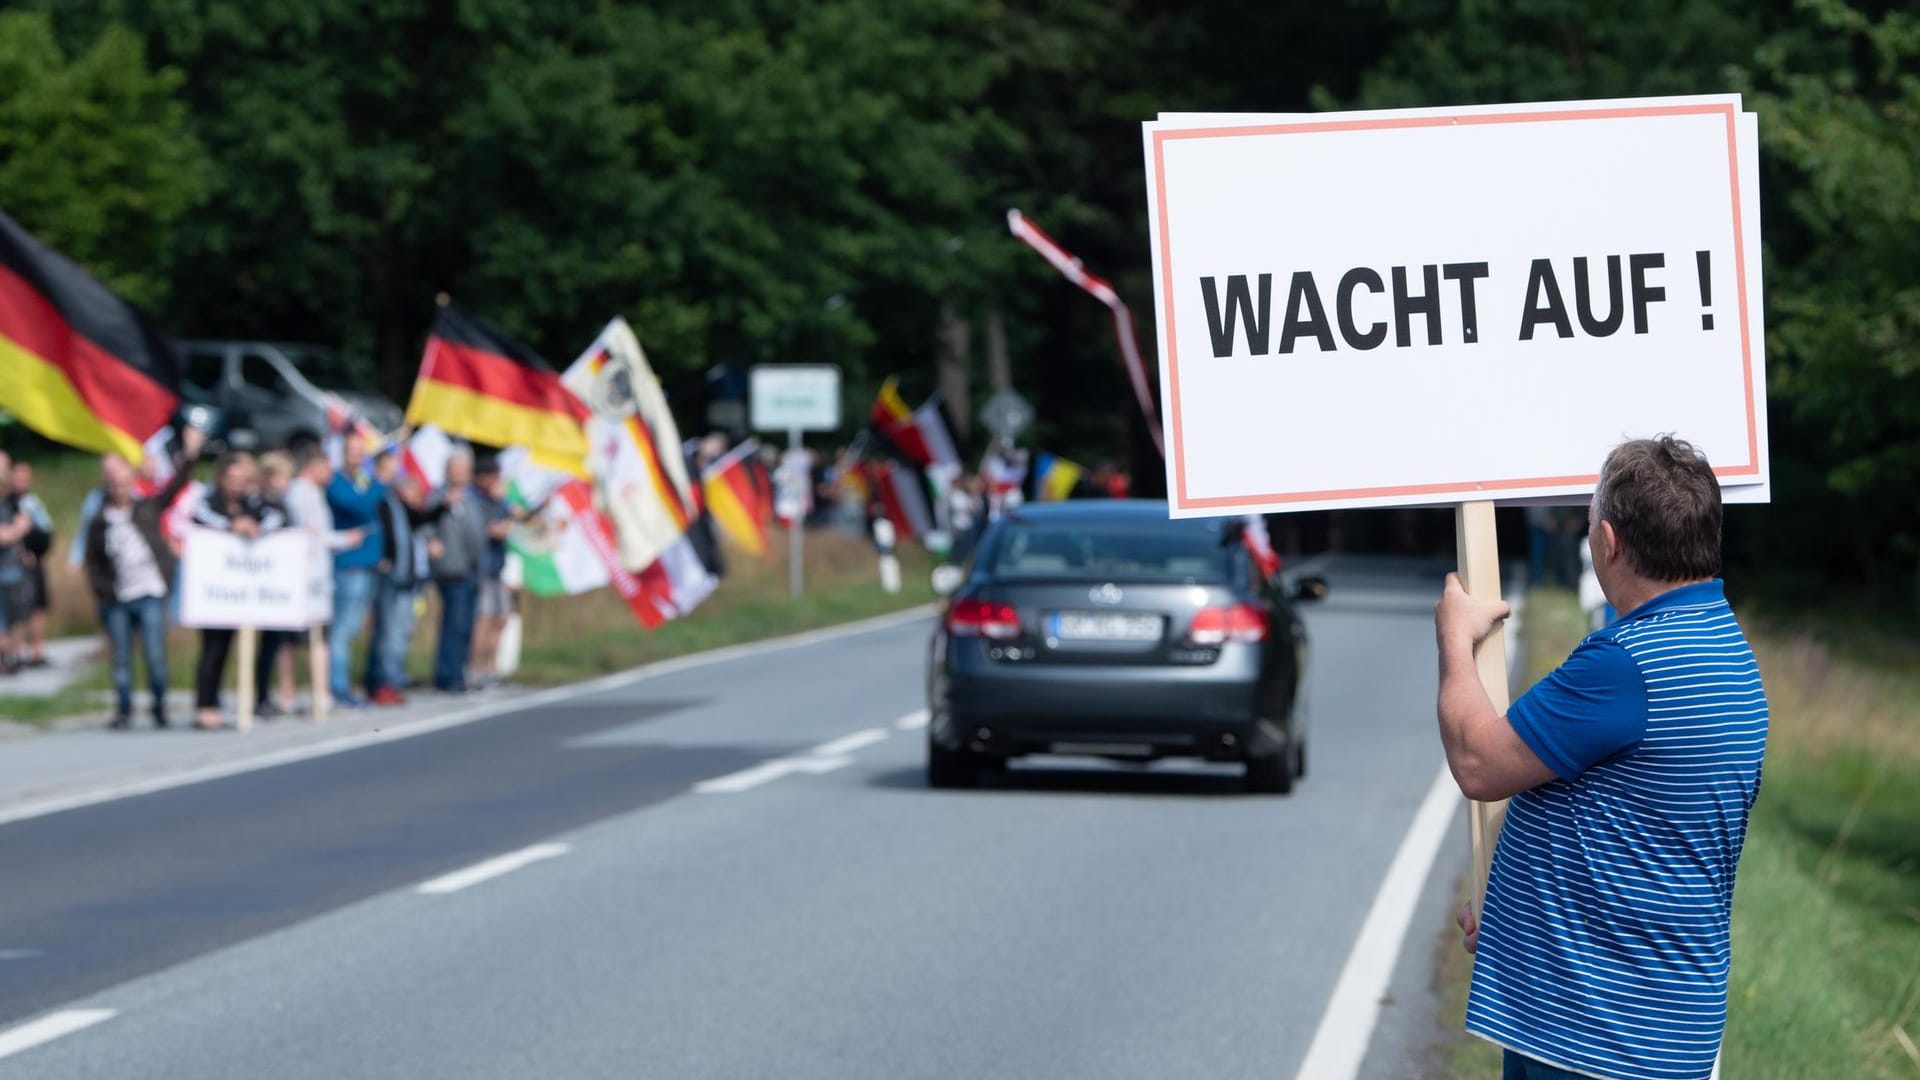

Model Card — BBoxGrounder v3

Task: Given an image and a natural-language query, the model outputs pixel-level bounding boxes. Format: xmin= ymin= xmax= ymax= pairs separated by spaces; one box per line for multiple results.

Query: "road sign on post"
xmin=750 ymin=365 xmax=841 ymax=434
xmin=751 ymin=365 xmax=842 ymax=598
xmin=1142 ymin=95 xmax=1770 ymax=920
xmin=977 ymin=388 xmax=1033 ymax=441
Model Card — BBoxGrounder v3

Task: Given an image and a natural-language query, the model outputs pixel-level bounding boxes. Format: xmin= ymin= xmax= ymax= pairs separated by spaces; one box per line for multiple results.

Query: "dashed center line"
xmin=416 ymin=843 xmax=571 ymax=895
xmin=697 ymin=711 xmax=925 ymax=795
xmin=811 ymin=728 xmax=891 ymax=757
xmin=694 ymin=756 xmax=852 ymax=794
xmin=0 ymin=1008 xmax=117 ymax=1061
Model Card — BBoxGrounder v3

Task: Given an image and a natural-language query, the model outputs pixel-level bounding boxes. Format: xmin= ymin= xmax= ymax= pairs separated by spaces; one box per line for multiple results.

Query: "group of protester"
xmin=0 ymin=448 xmax=56 ymax=676
xmin=63 ymin=426 xmax=523 ymax=731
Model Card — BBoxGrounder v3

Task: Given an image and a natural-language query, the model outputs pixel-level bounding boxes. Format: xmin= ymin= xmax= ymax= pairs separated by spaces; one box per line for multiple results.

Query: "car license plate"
xmin=1048 ymin=611 xmax=1163 ymax=642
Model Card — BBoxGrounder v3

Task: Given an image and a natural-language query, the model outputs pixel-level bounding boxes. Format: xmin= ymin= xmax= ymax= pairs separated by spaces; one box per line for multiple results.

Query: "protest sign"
xmin=1143 ymin=95 xmax=1767 ymax=516
xmin=179 ymin=527 xmax=331 ymax=631
xmin=1145 ymin=95 xmax=1772 ymax=920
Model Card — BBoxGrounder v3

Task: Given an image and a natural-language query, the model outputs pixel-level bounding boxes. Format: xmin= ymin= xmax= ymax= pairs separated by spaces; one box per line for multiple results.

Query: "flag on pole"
xmin=869 ymin=380 xmax=962 ymax=473
xmin=703 ymin=440 xmax=772 ymax=557
xmin=869 ymin=377 xmax=935 ymax=466
xmin=1007 ymin=209 xmax=1164 ymax=456
xmin=400 ymin=424 xmax=454 ymax=491
xmin=509 ymin=479 xmax=615 ymax=597
xmin=1033 ymin=452 xmax=1085 ymax=501
xmin=1242 ymin=514 xmax=1282 ymax=578
xmin=867 ymin=458 xmax=934 ymax=541
xmin=405 ymin=305 xmax=591 ymax=466
xmin=0 ymin=212 xmax=180 ymax=463
xmin=638 ymin=535 xmax=718 ymax=620
xmin=564 ymin=317 xmax=697 ymax=573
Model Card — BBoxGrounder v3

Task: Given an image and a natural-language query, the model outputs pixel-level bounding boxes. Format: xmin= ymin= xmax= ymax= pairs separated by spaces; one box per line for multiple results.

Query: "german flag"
xmin=0 ymin=212 xmax=179 ymax=463
xmin=702 ymin=439 xmax=771 ymax=557
xmin=869 ymin=377 xmax=933 ymax=467
xmin=405 ymin=305 xmax=591 ymax=463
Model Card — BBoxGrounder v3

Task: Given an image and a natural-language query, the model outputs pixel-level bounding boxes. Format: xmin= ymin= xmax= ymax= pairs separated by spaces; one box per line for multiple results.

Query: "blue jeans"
xmin=432 ymin=575 xmax=477 ymax=691
xmin=1504 ymin=1050 xmax=1586 ymax=1080
xmin=103 ymin=595 xmax=168 ymax=718
xmin=364 ymin=576 xmax=418 ymax=695
xmin=328 ymin=568 xmax=377 ymax=698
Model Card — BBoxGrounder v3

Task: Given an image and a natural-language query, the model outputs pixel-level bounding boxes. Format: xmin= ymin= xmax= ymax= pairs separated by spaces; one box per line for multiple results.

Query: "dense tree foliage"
xmin=0 ymin=11 xmax=205 ymax=308
xmin=1 ymin=0 xmax=1913 ymax=597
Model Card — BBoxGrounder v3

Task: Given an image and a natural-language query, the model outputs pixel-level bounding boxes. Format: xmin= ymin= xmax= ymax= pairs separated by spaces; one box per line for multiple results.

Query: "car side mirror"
xmin=930 ymin=564 xmax=966 ymax=598
xmin=1291 ymin=575 xmax=1329 ymax=602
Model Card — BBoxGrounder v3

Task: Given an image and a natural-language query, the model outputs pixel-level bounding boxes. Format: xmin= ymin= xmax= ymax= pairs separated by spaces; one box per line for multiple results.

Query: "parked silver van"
xmin=179 ymin=341 xmax=405 ymax=450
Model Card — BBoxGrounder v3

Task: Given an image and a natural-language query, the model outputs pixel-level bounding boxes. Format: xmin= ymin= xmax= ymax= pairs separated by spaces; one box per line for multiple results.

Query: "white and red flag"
xmin=1007 ymin=208 xmax=1164 ymax=456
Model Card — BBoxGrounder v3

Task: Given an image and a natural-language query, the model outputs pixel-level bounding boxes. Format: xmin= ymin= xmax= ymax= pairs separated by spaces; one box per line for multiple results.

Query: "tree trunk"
xmin=985 ymin=309 xmax=1011 ymax=392
xmin=936 ymin=303 xmax=972 ymax=440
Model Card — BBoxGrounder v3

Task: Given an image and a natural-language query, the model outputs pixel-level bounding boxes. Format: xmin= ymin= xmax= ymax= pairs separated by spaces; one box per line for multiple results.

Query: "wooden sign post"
xmin=1454 ymin=501 xmax=1511 ymax=918
xmin=235 ymin=626 xmax=258 ymax=733
xmin=308 ymin=626 xmax=330 ymax=722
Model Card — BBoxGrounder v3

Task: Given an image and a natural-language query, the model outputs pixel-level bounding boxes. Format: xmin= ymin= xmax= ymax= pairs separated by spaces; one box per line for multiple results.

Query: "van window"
xmin=183 ymin=350 xmax=225 ymax=393
xmin=239 ymin=355 xmax=289 ymax=394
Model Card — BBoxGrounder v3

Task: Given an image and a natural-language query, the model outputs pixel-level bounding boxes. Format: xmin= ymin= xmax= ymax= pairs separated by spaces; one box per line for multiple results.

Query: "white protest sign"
xmin=179 ymin=527 xmax=332 ymax=630
xmin=1143 ymin=95 xmax=1768 ymax=517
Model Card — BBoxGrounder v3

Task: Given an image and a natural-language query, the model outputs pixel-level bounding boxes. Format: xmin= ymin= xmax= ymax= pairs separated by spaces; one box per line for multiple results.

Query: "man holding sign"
xmin=1436 ymin=438 xmax=1765 ymax=1080
xmin=1142 ymin=95 xmax=1773 ymax=1080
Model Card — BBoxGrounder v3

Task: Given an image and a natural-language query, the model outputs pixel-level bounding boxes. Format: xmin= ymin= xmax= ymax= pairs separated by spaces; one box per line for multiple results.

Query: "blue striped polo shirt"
xmin=1467 ymin=579 xmax=1767 ymax=1080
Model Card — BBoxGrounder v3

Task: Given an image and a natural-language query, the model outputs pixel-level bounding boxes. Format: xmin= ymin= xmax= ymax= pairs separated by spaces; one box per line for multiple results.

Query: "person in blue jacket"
xmin=324 ymin=431 xmax=386 ymax=708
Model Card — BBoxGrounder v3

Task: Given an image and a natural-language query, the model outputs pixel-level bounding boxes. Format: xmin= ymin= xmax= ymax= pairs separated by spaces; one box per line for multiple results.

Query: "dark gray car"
xmin=926 ymin=501 xmax=1325 ymax=793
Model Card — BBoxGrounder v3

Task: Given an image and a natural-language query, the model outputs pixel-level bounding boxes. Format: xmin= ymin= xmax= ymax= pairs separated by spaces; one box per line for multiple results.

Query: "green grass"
xmin=1429 ymin=587 xmax=1920 ymax=1078
xmin=508 ymin=533 xmax=933 ymax=685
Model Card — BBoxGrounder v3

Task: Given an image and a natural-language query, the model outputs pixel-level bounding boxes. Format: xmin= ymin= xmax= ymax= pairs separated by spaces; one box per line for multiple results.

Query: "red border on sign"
xmin=1151 ymin=102 xmax=1760 ymax=511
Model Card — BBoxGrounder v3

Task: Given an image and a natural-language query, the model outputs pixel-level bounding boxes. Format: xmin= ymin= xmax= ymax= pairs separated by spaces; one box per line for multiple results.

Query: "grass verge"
xmin=1427 ymin=586 xmax=1920 ymax=1079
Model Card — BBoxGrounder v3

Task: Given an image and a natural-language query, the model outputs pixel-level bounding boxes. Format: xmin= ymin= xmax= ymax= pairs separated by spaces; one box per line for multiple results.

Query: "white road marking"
xmin=0 ymin=604 xmax=936 ymax=827
xmin=810 ymin=728 xmax=891 ymax=757
xmin=893 ymin=709 xmax=930 ymax=731
xmin=415 ymin=843 xmax=571 ymax=895
xmin=0 ymin=1009 xmax=117 ymax=1060
xmin=1292 ymin=764 xmax=1460 ymax=1080
xmin=694 ymin=756 xmax=852 ymax=795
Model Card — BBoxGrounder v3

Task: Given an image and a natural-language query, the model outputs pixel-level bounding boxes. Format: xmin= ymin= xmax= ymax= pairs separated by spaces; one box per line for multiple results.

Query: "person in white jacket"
xmin=270 ymin=445 xmax=362 ymax=715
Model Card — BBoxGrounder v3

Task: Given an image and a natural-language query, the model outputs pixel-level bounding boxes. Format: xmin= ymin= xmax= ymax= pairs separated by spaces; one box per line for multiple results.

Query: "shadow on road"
xmin=866 ymin=763 xmax=1254 ymax=798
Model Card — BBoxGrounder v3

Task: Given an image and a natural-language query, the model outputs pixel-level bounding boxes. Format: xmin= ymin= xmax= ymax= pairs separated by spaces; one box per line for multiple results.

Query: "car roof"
xmin=1001 ymin=499 xmax=1224 ymax=530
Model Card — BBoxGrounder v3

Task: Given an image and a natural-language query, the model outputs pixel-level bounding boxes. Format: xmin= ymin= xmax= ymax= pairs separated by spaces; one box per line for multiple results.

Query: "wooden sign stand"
xmin=234 ymin=626 xmax=258 ymax=733
xmin=1454 ymin=500 xmax=1512 ymax=920
xmin=308 ymin=626 xmax=330 ymax=723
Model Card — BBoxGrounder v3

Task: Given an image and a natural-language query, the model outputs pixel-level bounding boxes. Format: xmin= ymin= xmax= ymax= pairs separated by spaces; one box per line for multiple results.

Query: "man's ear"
xmin=1597 ymin=520 xmax=1621 ymax=566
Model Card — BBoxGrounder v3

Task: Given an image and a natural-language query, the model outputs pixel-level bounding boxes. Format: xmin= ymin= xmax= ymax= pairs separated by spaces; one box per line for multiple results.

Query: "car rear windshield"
xmin=987 ymin=521 xmax=1234 ymax=583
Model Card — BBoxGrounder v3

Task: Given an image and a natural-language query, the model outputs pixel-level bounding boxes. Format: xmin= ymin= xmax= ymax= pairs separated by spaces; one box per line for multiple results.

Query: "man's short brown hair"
xmin=1593 ymin=436 xmax=1723 ymax=582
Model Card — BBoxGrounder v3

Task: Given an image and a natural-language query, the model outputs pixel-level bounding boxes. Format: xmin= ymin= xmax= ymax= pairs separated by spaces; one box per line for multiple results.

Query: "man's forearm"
xmin=1438 ymin=633 xmax=1501 ymax=796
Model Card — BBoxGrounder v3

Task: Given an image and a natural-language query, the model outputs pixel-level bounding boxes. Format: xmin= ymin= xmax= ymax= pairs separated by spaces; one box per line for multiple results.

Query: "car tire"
xmin=1244 ymin=749 xmax=1295 ymax=795
xmin=927 ymin=737 xmax=981 ymax=789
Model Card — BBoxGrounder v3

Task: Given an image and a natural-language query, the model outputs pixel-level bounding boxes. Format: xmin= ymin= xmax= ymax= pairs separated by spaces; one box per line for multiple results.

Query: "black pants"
xmin=254 ymin=630 xmax=295 ymax=703
xmin=195 ymin=628 xmax=235 ymax=710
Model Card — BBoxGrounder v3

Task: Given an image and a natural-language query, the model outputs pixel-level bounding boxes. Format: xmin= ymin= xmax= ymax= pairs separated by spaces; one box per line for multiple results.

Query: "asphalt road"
xmin=0 ymin=558 xmax=1463 ymax=1079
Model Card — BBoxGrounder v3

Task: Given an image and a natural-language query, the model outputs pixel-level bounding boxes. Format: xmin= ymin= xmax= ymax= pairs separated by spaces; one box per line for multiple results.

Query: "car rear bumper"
xmin=934 ymin=651 xmax=1289 ymax=761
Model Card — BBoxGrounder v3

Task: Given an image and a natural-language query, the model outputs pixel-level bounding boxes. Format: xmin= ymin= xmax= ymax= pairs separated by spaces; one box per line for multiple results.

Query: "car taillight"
xmin=947 ymin=599 xmax=1021 ymax=640
xmin=1188 ymin=603 xmax=1268 ymax=645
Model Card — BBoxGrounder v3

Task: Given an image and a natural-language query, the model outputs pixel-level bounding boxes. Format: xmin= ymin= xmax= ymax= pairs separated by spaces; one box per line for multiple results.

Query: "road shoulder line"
xmin=0 ymin=1008 xmax=117 ymax=1061
xmin=1291 ymin=764 xmax=1460 ymax=1080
